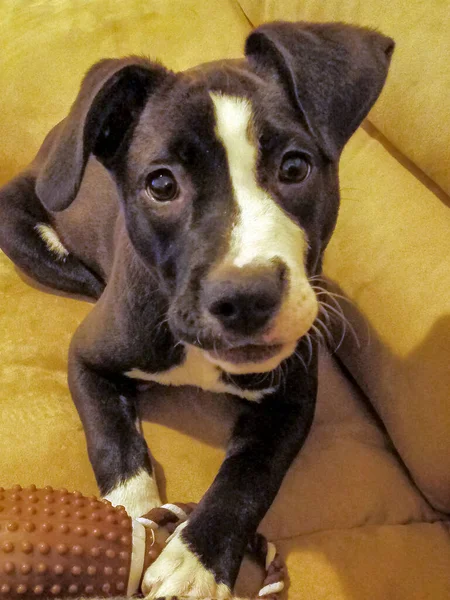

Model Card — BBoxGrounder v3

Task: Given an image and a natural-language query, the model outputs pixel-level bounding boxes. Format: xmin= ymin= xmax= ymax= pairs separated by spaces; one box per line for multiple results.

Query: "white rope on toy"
xmin=258 ymin=580 xmax=285 ymax=597
xmin=160 ymin=502 xmax=189 ymax=522
xmin=136 ymin=516 xmax=159 ymax=529
xmin=127 ymin=518 xmax=146 ymax=596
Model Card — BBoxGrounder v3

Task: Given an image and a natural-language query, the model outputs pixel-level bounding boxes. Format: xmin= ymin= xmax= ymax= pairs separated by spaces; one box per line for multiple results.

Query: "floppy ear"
xmin=245 ymin=21 xmax=394 ymax=158
xmin=36 ymin=57 xmax=170 ymax=211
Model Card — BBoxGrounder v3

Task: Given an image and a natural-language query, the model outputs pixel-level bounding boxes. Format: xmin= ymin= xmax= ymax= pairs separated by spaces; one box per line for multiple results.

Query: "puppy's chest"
xmin=125 ymin=346 xmax=265 ymax=402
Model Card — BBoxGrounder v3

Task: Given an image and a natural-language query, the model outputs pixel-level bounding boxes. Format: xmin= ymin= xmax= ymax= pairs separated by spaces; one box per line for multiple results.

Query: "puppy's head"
xmin=36 ymin=22 xmax=394 ymax=374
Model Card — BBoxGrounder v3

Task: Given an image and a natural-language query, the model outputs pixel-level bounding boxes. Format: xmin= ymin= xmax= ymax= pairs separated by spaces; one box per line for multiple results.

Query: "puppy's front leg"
xmin=143 ymin=354 xmax=317 ymax=598
xmin=68 ymin=342 xmax=161 ymax=518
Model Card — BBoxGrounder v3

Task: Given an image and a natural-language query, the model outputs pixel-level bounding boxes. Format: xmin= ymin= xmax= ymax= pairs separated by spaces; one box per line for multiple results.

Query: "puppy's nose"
xmin=204 ymin=264 xmax=285 ymax=336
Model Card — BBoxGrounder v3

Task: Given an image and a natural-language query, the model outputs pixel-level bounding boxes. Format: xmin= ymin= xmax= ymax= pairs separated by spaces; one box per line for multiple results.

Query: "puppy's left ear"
xmin=245 ymin=21 xmax=394 ymax=158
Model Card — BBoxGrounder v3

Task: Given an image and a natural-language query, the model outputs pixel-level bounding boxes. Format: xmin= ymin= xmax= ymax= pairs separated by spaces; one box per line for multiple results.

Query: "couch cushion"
xmin=277 ymin=523 xmax=450 ymax=600
xmin=238 ymin=0 xmax=450 ymax=195
xmin=0 ymin=0 xmax=250 ymax=184
xmin=323 ymin=123 xmax=450 ymax=512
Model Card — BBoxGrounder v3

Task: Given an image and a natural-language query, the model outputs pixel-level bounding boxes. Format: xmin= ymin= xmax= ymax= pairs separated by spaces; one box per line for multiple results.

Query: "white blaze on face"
xmin=209 ymin=93 xmax=318 ymax=372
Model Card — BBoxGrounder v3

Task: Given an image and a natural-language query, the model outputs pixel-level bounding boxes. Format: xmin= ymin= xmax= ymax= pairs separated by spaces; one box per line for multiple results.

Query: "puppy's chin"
xmin=204 ymin=341 xmax=297 ymax=375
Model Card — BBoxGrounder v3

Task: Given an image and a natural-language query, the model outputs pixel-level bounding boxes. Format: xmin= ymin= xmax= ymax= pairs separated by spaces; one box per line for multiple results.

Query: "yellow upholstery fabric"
xmin=324 ymin=123 xmax=450 ymax=512
xmin=1 ymin=1 xmax=449 ymax=599
xmin=0 ymin=0 xmax=249 ymax=181
xmin=278 ymin=523 xmax=450 ymax=600
xmin=239 ymin=0 xmax=450 ymax=196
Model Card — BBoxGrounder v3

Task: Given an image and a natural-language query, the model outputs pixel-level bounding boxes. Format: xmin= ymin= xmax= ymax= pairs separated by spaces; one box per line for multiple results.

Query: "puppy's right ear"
xmin=36 ymin=57 xmax=170 ymax=212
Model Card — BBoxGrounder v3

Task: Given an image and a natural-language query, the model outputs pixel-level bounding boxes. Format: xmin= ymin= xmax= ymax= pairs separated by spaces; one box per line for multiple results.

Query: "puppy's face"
xmin=120 ymin=68 xmax=339 ymax=374
xmin=36 ymin=23 xmax=392 ymax=376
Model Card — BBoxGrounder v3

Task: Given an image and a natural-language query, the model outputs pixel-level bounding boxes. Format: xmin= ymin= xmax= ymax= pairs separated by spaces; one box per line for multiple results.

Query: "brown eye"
xmin=146 ymin=169 xmax=178 ymax=202
xmin=279 ymin=153 xmax=311 ymax=183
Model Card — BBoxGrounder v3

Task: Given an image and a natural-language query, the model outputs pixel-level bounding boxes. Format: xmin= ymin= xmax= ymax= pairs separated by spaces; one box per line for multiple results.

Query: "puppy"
xmin=0 ymin=21 xmax=393 ymax=598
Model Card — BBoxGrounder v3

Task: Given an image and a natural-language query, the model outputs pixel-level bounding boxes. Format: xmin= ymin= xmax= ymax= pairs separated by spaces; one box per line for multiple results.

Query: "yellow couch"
xmin=1 ymin=1 xmax=449 ymax=598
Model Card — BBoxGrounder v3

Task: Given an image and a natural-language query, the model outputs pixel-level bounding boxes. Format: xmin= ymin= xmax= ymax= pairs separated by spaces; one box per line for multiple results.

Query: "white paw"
xmin=142 ymin=523 xmax=232 ymax=599
xmin=103 ymin=468 xmax=161 ymax=518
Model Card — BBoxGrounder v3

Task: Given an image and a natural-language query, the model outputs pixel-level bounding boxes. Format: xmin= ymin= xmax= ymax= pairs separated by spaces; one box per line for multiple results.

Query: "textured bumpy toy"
xmin=0 ymin=485 xmax=285 ymax=599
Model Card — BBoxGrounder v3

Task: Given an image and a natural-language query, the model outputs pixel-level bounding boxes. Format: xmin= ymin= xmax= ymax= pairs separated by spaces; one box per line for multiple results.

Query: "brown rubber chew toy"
xmin=0 ymin=486 xmax=285 ymax=599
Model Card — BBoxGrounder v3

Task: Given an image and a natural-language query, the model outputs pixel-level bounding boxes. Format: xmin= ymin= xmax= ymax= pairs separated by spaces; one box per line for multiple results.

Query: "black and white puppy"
xmin=0 ymin=21 xmax=393 ymax=598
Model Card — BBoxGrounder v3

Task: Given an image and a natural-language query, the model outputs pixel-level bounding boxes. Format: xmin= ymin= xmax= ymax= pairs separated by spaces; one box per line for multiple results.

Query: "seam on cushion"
xmin=235 ymin=0 xmax=255 ymax=27
xmin=363 ymin=120 xmax=450 ymax=208
xmin=272 ymin=516 xmax=450 ymax=543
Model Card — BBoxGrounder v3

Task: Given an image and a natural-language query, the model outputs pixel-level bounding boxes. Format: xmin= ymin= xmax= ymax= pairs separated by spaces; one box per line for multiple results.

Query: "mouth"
xmin=205 ymin=343 xmax=283 ymax=365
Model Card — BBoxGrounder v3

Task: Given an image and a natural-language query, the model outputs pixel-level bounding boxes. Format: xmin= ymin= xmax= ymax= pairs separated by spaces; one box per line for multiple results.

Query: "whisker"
xmin=294 ymin=350 xmax=307 ymax=372
xmin=254 ymin=370 xmax=271 ymax=387
xmin=318 ymin=303 xmax=333 ymax=327
xmin=150 ymin=314 xmax=170 ymax=340
xmin=312 ymin=287 xmax=355 ymax=306
xmin=324 ymin=306 xmax=346 ymax=353
xmin=308 ymin=275 xmax=364 ymax=351
xmin=269 ymin=368 xmax=276 ymax=390
xmin=319 ymin=301 xmax=360 ymax=349
xmin=333 ymin=323 xmax=347 ymax=354
xmin=314 ymin=316 xmax=335 ymax=348
xmin=310 ymin=323 xmax=326 ymax=347
xmin=304 ymin=333 xmax=313 ymax=366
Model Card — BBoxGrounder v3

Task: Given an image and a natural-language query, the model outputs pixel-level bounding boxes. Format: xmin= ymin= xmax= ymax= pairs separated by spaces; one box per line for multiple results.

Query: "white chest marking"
xmin=125 ymin=346 xmax=267 ymax=402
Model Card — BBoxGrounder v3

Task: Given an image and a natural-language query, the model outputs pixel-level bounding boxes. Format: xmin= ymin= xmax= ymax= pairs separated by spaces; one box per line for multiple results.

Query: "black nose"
xmin=204 ymin=264 xmax=286 ymax=336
